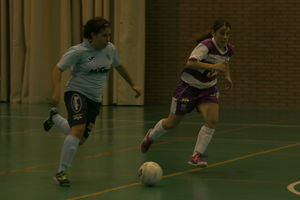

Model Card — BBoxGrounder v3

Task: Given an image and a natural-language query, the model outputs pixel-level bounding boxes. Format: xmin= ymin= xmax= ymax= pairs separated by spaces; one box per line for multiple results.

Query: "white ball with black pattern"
xmin=138 ymin=161 xmax=163 ymax=186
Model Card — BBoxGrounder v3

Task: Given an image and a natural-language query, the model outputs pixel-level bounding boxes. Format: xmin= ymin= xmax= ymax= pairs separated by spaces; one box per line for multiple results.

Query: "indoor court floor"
xmin=0 ymin=103 xmax=299 ymax=200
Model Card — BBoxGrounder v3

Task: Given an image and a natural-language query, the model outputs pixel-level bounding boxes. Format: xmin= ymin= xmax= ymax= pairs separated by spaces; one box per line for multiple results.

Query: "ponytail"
xmin=194 ymin=30 xmax=213 ymax=44
xmin=193 ymin=20 xmax=231 ymax=44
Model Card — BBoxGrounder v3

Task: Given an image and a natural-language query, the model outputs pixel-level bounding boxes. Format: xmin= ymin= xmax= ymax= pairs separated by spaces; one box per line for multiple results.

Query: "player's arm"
xmin=225 ymin=63 xmax=231 ymax=80
xmin=223 ymin=62 xmax=233 ymax=90
xmin=51 ymin=48 xmax=80 ymax=106
xmin=186 ymin=59 xmax=227 ymax=72
xmin=115 ymin=64 xmax=141 ymax=97
xmin=50 ymin=66 xmax=63 ymax=106
xmin=185 ymin=43 xmax=227 ymax=72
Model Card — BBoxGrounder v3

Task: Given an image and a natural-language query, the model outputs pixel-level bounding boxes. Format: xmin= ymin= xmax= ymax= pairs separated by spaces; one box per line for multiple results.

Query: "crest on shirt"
xmin=71 ymin=93 xmax=82 ymax=113
xmin=87 ymin=56 xmax=95 ymax=62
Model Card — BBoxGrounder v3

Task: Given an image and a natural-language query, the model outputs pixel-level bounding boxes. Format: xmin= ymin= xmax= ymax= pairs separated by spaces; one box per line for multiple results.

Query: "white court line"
xmin=0 ymin=115 xmax=300 ymax=128
xmin=0 ymin=115 xmax=194 ymax=136
xmin=1 ymin=113 xmax=300 ymax=138
xmin=0 ymin=115 xmax=45 ymax=119
xmin=287 ymin=181 xmax=300 ymax=195
xmin=0 ymin=124 xmax=137 ymax=137
xmin=0 ymin=128 xmax=43 ymax=135
xmin=1 ymin=124 xmax=300 ymax=148
xmin=218 ymin=122 xmax=300 ymax=128
xmin=1 ymin=114 xmax=300 ymax=128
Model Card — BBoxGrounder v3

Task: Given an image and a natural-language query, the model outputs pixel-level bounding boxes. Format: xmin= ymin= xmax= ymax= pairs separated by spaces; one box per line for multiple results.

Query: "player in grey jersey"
xmin=141 ymin=20 xmax=234 ymax=167
xmin=43 ymin=17 xmax=141 ymax=186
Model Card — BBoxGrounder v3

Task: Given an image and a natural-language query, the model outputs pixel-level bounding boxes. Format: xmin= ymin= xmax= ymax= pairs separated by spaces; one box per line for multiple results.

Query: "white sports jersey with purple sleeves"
xmin=57 ymin=42 xmax=121 ymax=103
xmin=181 ymin=37 xmax=234 ymax=89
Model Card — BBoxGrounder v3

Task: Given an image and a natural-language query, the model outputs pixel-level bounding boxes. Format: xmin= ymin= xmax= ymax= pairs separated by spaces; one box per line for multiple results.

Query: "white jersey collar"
xmin=212 ymin=37 xmax=228 ymax=54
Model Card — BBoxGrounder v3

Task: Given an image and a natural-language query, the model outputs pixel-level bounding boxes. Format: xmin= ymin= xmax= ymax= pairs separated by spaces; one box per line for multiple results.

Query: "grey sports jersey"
xmin=57 ymin=42 xmax=121 ymax=102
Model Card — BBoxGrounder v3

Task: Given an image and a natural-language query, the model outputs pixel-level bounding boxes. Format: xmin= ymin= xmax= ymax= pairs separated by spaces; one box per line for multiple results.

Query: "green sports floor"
xmin=0 ymin=103 xmax=299 ymax=200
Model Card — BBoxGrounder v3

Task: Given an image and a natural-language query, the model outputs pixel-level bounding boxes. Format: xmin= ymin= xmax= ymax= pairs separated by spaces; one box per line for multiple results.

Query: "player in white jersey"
xmin=43 ymin=17 xmax=141 ymax=186
xmin=141 ymin=20 xmax=234 ymax=167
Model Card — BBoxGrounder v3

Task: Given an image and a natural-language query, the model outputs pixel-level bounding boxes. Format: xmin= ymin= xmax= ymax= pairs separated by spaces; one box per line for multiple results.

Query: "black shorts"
xmin=64 ymin=91 xmax=101 ymax=128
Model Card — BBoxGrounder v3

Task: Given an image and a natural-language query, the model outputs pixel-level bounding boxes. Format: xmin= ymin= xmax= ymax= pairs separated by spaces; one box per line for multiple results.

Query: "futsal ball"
xmin=138 ymin=161 xmax=163 ymax=186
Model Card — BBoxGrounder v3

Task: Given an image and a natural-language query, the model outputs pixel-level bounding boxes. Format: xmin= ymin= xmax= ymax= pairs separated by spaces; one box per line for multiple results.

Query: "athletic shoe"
xmin=141 ymin=129 xmax=153 ymax=153
xmin=43 ymin=107 xmax=58 ymax=131
xmin=53 ymin=171 xmax=70 ymax=186
xmin=187 ymin=153 xmax=208 ymax=167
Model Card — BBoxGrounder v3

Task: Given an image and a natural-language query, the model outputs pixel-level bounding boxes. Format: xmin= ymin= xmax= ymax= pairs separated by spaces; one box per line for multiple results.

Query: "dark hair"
xmin=194 ymin=20 xmax=231 ymax=43
xmin=83 ymin=17 xmax=110 ymax=39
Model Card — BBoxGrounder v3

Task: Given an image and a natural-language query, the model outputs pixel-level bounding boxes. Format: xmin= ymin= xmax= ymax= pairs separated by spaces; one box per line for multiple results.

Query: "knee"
xmin=79 ymin=137 xmax=86 ymax=145
xmin=70 ymin=124 xmax=86 ymax=139
xmin=79 ymin=123 xmax=94 ymax=145
xmin=79 ymin=132 xmax=87 ymax=145
xmin=163 ymin=119 xmax=179 ymax=130
xmin=205 ymin=118 xmax=219 ymax=129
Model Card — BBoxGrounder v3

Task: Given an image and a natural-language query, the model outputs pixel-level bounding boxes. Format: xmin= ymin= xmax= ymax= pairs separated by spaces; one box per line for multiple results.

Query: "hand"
xmin=132 ymin=85 xmax=141 ymax=98
xmin=49 ymin=92 xmax=60 ymax=107
xmin=213 ymin=61 xmax=227 ymax=72
xmin=223 ymin=77 xmax=233 ymax=91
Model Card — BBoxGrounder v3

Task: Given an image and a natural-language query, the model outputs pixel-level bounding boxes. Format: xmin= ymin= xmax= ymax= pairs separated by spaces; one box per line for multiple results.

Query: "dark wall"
xmin=145 ymin=0 xmax=300 ymax=107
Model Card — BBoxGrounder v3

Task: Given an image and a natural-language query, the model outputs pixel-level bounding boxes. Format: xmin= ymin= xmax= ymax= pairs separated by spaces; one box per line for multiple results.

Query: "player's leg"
xmin=79 ymin=99 xmax=101 ymax=145
xmin=141 ymin=94 xmax=193 ymax=153
xmin=54 ymin=92 xmax=87 ymax=186
xmin=43 ymin=107 xmax=71 ymax=135
xmin=141 ymin=112 xmax=184 ymax=153
xmin=150 ymin=112 xmax=184 ymax=140
xmin=188 ymin=102 xmax=219 ymax=167
xmin=55 ymin=124 xmax=85 ymax=186
xmin=141 ymin=80 xmax=196 ymax=153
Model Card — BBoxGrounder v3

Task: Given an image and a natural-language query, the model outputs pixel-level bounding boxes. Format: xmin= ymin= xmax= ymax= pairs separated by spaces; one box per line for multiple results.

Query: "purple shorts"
xmin=170 ymin=80 xmax=219 ymax=115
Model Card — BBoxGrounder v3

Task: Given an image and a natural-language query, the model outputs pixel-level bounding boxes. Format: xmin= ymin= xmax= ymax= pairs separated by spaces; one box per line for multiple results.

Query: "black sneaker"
xmin=43 ymin=107 xmax=58 ymax=131
xmin=53 ymin=171 xmax=70 ymax=186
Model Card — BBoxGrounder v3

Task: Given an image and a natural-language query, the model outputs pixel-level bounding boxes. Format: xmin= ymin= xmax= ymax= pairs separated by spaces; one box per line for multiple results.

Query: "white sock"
xmin=52 ymin=114 xmax=70 ymax=135
xmin=58 ymin=135 xmax=80 ymax=172
xmin=149 ymin=119 xmax=167 ymax=141
xmin=193 ymin=126 xmax=215 ymax=155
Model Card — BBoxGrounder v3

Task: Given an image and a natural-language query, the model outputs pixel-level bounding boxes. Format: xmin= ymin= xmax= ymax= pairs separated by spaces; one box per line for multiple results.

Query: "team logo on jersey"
xmin=106 ymin=54 xmax=111 ymax=61
xmin=73 ymin=114 xmax=83 ymax=121
xmin=180 ymin=98 xmax=190 ymax=103
xmin=87 ymin=56 xmax=95 ymax=62
xmin=180 ymin=98 xmax=190 ymax=111
xmin=89 ymin=66 xmax=110 ymax=73
xmin=71 ymin=93 xmax=82 ymax=113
